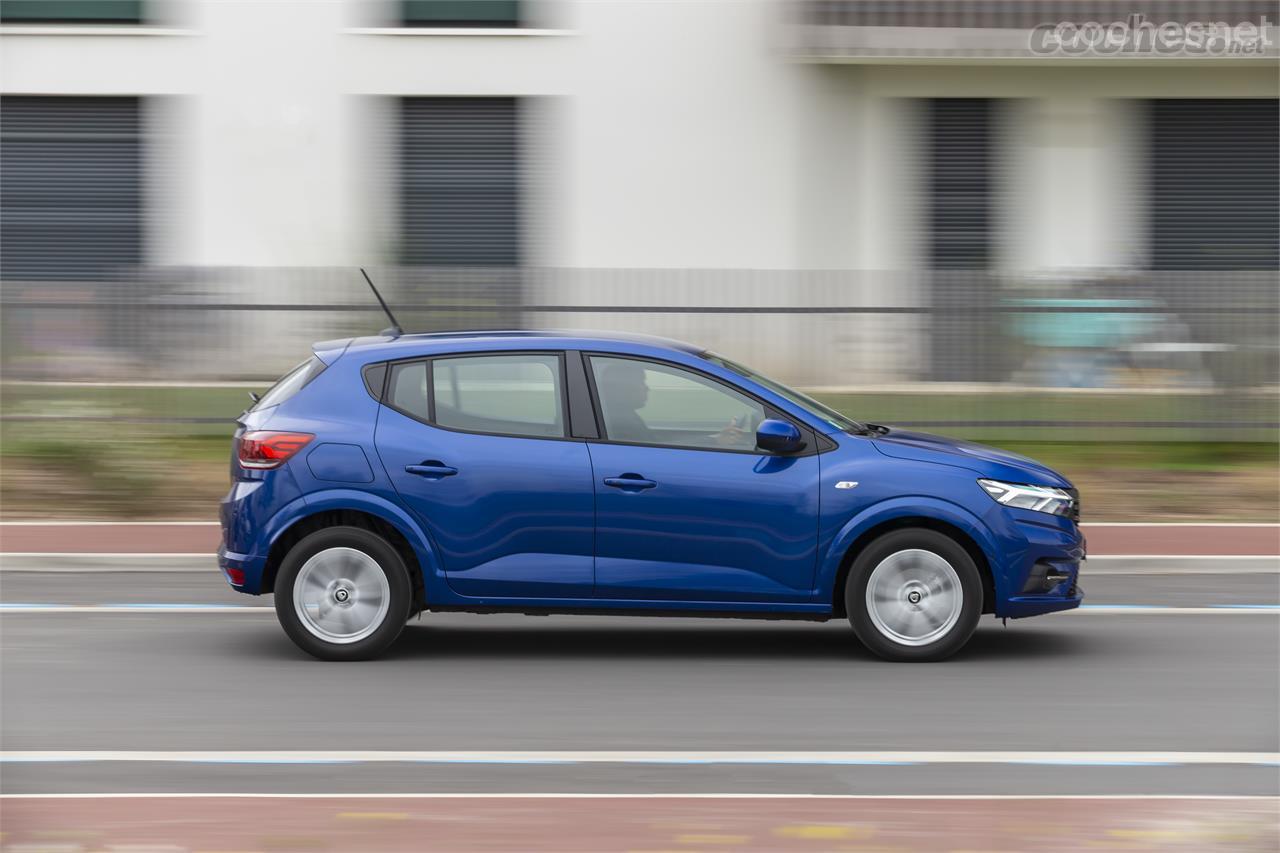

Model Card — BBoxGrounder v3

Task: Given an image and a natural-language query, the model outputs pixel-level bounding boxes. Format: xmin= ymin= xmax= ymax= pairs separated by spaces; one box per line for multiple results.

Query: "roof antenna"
xmin=360 ymin=267 xmax=403 ymax=338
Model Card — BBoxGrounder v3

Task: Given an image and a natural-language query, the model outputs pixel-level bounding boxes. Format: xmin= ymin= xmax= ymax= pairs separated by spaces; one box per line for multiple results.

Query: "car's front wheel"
xmin=274 ymin=526 xmax=412 ymax=661
xmin=846 ymin=528 xmax=983 ymax=662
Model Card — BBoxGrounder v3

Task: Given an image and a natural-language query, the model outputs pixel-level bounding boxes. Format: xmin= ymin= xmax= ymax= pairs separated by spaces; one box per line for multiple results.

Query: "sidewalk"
xmin=0 ymin=522 xmax=1276 ymax=556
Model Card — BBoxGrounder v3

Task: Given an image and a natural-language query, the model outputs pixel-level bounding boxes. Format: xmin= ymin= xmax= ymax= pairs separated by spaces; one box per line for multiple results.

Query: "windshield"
xmin=701 ymin=352 xmax=866 ymax=434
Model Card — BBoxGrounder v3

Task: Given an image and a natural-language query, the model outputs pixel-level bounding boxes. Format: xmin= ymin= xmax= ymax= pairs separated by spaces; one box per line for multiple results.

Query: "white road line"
xmin=1070 ymin=606 xmax=1280 ymax=614
xmin=0 ymin=605 xmax=274 ymax=613
xmin=2 ymin=793 xmax=1276 ymax=800
xmin=7 ymin=553 xmax=1269 ymax=558
xmin=0 ymin=566 xmax=212 ymax=573
xmin=1 ymin=380 xmax=258 ymax=388
xmin=3 ymin=751 xmax=1277 ymax=766
xmin=0 ymin=521 xmax=220 ymax=526
xmin=1 ymin=604 xmax=1276 ymax=615
xmin=3 ymin=521 xmax=1274 ymax=527
xmin=1085 ymin=522 xmax=1279 ymax=528
xmin=1087 ymin=555 xmax=1279 ymax=560
xmin=2 ymin=553 xmax=214 ymax=557
xmin=2 ymin=555 xmax=1277 ymax=574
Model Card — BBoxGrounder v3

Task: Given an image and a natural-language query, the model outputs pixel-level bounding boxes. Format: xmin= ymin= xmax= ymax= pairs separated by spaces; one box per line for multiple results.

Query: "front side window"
xmin=590 ymin=357 xmax=765 ymax=452
xmin=432 ymin=353 xmax=564 ymax=438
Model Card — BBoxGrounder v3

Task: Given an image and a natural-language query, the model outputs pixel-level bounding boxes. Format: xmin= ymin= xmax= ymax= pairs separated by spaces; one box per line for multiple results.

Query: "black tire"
xmin=273 ymin=526 xmax=412 ymax=661
xmin=845 ymin=528 xmax=983 ymax=662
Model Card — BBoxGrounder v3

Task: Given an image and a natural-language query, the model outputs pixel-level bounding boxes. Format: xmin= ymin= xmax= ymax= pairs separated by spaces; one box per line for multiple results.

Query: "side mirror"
xmin=756 ymin=419 xmax=805 ymax=454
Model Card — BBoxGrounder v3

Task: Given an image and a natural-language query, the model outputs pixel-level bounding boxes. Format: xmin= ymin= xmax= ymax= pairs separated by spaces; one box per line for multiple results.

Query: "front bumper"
xmin=1003 ymin=585 xmax=1084 ymax=618
xmin=994 ymin=512 xmax=1086 ymax=618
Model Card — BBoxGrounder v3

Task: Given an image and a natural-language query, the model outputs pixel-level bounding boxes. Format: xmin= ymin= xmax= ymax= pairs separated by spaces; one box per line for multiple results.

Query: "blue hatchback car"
xmin=220 ymin=330 xmax=1083 ymax=662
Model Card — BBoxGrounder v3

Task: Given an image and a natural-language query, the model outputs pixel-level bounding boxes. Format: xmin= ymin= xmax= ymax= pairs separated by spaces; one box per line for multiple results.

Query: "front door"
xmin=375 ymin=352 xmax=595 ymax=599
xmin=586 ymin=355 xmax=821 ymax=602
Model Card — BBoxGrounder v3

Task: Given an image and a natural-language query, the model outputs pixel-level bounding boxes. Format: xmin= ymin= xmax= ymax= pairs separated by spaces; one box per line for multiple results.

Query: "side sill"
xmin=427 ymin=605 xmax=833 ymax=622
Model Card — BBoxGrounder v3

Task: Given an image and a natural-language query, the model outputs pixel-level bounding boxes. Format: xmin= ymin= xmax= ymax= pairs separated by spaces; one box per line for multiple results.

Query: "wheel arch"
xmin=261 ymin=496 xmax=435 ymax=611
xmin=828 ymin=514 xmax=997 ymax=619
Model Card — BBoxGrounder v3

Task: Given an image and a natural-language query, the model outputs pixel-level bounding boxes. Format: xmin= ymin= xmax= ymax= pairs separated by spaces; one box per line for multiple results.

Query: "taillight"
xmin=237 ymin=431 xmax=314 ymax=469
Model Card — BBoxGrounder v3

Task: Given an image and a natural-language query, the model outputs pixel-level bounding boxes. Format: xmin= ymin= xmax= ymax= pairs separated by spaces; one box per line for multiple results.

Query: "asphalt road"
xmin=3 ymin=567 xmax=1278 ymax=606
xmin=2 ymin=568 xmax=1277 ymax=797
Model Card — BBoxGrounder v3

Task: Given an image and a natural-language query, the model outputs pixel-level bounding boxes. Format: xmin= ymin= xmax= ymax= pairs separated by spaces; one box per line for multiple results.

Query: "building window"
xmin=0 ymin=0 xmax=142 ymax=23
xmin=402 ymin=0 xmax=519 ymax=27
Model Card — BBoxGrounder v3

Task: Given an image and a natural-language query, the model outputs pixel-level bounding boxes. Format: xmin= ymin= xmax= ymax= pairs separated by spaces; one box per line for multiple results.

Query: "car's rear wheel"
xmin=846 ymin=528 xmax=982 ymax=662
xmin=274 ymin=526 xmax=412 ymax=661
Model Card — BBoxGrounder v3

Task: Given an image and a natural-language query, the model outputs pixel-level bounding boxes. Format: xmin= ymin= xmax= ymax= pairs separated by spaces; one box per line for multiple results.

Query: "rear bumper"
xmin=220 ymin=466 xmax=302 ymax=596
xmin=217 ymin=544 xmax=268 ymax=595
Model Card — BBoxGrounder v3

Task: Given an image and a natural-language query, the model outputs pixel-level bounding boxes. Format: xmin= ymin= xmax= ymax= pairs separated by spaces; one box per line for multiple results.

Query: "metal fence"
xmin=1 ymin=267 xmax=1275 ymax=441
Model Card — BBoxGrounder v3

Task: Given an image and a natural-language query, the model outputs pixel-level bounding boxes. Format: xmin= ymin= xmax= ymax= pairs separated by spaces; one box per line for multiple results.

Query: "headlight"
xmin=979 ymin=479 xmax=1075 ymax=517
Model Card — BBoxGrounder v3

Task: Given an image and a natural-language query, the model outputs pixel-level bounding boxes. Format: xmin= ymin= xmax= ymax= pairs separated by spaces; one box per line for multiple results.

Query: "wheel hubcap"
xmin=865 ymin=549 xmax=963 ymax=647
xmin=293 ymin=547 xmax=390 ymax=644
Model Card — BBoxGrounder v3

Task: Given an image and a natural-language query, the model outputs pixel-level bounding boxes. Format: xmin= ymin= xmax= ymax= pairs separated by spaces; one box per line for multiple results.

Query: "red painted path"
xmin=2 ymin=796 xmax=1277 ymax=852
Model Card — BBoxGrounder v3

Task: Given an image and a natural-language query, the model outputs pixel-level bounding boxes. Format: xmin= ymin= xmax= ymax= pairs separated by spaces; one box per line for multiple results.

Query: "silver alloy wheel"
xmin=865 ymin=548 xmax=963 ymax=647
xmin=293 ymin=547 xmax=391 ymax=645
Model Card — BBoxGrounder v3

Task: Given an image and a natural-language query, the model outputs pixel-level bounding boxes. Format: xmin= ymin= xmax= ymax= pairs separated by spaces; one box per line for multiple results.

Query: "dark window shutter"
xmin=928 ymin=98 xmax=992 ymax=270
xmin=399 ymin=97 xmax=520 ymax=267
xmin=402 ymin=0 xmax=519 ymax=27
xmin=0 ymin=0 xmax=142 ymax=22
xmin=0 ymin=96 xmax=143 ymax=281
xmin=926 ymin=98 xmax=998 ymax=382
xmin=1150 ymin=99 xmax=1279 ymax=271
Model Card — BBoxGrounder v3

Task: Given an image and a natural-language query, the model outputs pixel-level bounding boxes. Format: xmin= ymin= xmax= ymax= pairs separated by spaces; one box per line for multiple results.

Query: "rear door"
xmin=585 ymin=354 xmax=822 ymax=603
xmin=374 ymin=351 xmax=595 ymax=599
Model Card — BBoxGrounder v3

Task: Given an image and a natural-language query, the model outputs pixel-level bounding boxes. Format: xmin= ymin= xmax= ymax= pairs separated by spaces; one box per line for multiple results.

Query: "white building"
xmin=2 ymin=0 xmax=1277 ymax=383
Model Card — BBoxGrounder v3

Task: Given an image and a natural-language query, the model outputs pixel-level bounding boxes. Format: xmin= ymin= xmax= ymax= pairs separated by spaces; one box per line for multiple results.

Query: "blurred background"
xmin=0 ymin=0 xmax=1277 ymax=520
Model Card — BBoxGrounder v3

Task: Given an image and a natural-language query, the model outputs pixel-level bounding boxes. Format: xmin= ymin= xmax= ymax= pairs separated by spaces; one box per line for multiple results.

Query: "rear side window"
xmin=252 ymin=356 xmax=326 ymax=411
xmin=386 ymin=353 xmax=566 ymax=439
xmin=434 ymin=354 xmax=564 ymax=438
xmin=387 ymin=361 xmax=430 ymax=420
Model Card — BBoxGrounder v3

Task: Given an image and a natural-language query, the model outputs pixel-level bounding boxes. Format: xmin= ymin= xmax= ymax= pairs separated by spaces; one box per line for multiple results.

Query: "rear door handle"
xmin=405 ymin=461 xmax=458 ymax=479
xmin=604 ymin=474 xmax=656 ymax=491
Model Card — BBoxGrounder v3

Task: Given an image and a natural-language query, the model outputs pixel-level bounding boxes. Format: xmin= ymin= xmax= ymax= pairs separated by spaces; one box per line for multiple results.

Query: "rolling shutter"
xmin=399 ymin=97 xmax=520 ymax=267
xmin=402 ymin=0 xmax=519 ymax=27
xmin=1150 ymin=99 xmax=1279 ymax=270
xmin=0 ymin=0 xmax=141 ymax=22
xmin=927 ymin=98 xmax=999 ymax=381
xmin=0 ymin=96 xmax=143 ymax=282
xmin=928 ymin=98 xmax=992 ymax=270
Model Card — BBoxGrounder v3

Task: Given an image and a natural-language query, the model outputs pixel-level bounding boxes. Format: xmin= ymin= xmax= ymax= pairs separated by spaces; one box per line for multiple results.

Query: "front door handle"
xmin=406 ymin=461 xmax=458 ymax=479
xmin=604 ymin=474 xmax=657 ymax=491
